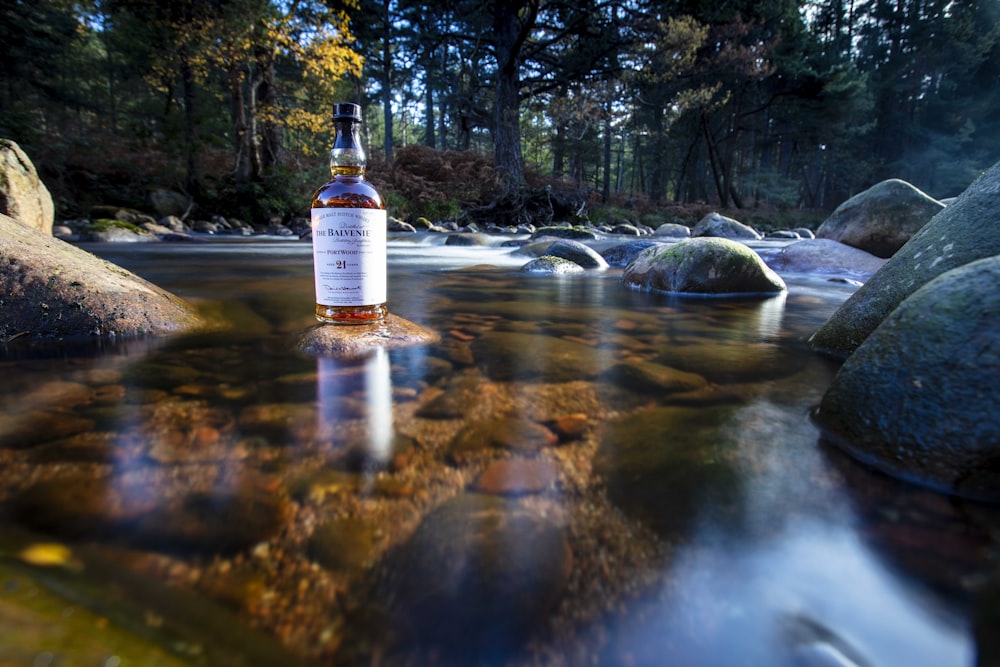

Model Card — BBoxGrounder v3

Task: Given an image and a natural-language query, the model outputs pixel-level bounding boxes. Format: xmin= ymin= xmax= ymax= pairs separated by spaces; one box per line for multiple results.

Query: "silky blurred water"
xmin=0 ymin=234 xmax=993 ymax=667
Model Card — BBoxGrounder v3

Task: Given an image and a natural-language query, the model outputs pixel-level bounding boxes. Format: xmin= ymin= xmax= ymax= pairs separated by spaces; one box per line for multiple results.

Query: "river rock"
xmin=471 ymin=331 xmax=606 ymax=382
xmin=543 ymin=239 xmax=609 ymax=269
xmin=692 ymin=212 xmax=762 ymax=240
xmin=446 ymin=232 xmax=495 ymax=246
xmin=653 ymin=222 xmax=691 ymax=238
xmin=813 ymin=256 xmax=1000 ymax=502
xmin=530 ymin=225 xmax=599 ymax=241
xmin=601 ymin=360 xmax=708 ymax=395
xmin=759 ymin=238 xmax=887 ymax=280
xmin=601 ymin=239 xmax=662 ymax=267
xmin=623 ymin=237 xmax=786 ymax=295
xmin=308 ymin=516 xmax=382 ymax=571
xmin=148 ymin=187 xmax=191 ymax=218
xmin=815 ymin=178 xmax=944 ymax=258
xmin=9 ymin=471 xmax=286 ymax=555
xmin=448 ymin=416 xmax=559 ymax=463
xmin=0 ymin=213 xmax=202 ymax=341
xmin=810 ymin=160 xmax=1000 ymax=358
xmin=0 ymin=139 xmax=54 ymax=235
xmin=473 ymin=458 xmax=560 ymax=495
xmin=610 ymin=223 xmax=641 ymax=236
xmin=520 ymin=255 xmax=585 ymax=274
xmin=80 ymin=221 xmax=158 ymax=242
xmin=296 ymin=315 xmax=440 ymax=359
xmin=594 ymin=405 xmax=742 ymax=538
xmin=377 ymin=493 xmax=572 ymax=657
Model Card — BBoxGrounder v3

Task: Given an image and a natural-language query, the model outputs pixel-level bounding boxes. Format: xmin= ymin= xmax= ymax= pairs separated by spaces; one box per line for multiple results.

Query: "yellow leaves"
xmin=18 ymin=542 xmax=81 ymax=570
xmin=301 ymin=35 xmax=364 ymax=83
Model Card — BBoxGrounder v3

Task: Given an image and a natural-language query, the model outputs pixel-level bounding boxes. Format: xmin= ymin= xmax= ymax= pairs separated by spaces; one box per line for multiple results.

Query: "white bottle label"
xmin=311 ymin=207 xmax=387 ymax=306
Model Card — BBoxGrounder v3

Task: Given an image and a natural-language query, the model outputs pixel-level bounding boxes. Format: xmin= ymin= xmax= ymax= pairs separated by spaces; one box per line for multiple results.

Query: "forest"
xmin=2 ymin=0 xmax=998 ymax=227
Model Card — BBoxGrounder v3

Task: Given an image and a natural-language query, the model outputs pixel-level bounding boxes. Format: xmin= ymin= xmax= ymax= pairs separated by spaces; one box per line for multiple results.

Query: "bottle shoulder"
xmin=311 ymin=176 xmax=384 ymax=209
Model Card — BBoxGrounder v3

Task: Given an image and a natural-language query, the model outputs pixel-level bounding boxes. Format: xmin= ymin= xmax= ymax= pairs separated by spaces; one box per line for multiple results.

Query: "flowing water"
xmin=0 ymin=234 xmax=996 ymax=666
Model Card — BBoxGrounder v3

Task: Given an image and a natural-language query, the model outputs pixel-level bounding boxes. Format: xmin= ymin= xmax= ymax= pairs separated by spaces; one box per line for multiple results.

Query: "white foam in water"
xmin=387 ymin=236 xmax=529 ymax=269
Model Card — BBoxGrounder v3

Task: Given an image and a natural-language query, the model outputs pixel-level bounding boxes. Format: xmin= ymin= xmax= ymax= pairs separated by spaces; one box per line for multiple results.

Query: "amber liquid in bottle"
xmin=310 ymin=104 xmax=387 ymax=324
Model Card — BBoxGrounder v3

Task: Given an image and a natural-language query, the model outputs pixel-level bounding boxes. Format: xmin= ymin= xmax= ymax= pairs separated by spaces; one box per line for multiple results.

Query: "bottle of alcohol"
xmin=310 ymin=102 xmax=387 ymax=324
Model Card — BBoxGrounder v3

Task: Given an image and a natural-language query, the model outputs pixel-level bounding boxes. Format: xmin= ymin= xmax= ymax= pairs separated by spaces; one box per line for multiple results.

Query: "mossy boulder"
xmin=623 ymin=237 xmax=786 ymax=296
xmin=813 ymin=256 xmax=1000 ymax=502
xmin=810 ymin=160 xmax=1000 ymax=358
xmin=0 ymin=212 xmax=202 ymax=341
xmin=542 ymin=239 xmax=609 ymax=269
xmin=815 ymin=178 xmax=944 ymax=258
xmin=80 ymin=218 xmax=158 ymax=242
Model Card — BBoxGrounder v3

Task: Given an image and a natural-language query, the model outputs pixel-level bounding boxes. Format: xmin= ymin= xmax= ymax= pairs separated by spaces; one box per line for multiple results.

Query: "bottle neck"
xmin=330 ymin=119 xmax=365 ymax=177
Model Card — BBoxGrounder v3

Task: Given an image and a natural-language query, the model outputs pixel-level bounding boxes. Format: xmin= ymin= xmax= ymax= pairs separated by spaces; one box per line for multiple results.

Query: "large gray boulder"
xmin=815 ymin=178 xmax=944 ymax=258
xmin=760 ymin=238 xmax=887 ymax=280
xmin=810 ymin=161 xmax=1000 ymax=358
xmin=623 ymin=237 xmax=785 ymax=296
xmin=0 ymin=139 xmax=54 ymax=235
xmin=0 ymin=213 xmax=202 ymax=340
xmin=692 ymin=212 xmax=762 ymax=240
xmin=813 ymin=256 xmax=1000 ymax=502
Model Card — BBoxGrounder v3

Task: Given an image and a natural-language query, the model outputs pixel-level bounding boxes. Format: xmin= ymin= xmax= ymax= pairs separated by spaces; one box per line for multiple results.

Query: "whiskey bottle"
xmin=310 ymin=102 xmax=387 ymax=324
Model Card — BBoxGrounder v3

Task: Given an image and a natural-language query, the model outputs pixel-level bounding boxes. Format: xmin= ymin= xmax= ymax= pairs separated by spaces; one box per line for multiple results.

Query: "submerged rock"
xmin=376 ymin=493 xmax=571 ymax=658
xmin=473 ymin=458 xmax=560 ymax=495
xmin=813 ymin=256 xmax=1000 ymax=502
xmin=623 ymin=237 xmax=786 ymax=296
xmin=594 ymin=405 xmax=743 ymax=538
xmin=810 ymin=160 xmax=1000 ymax=358
xmin=471 ymin=331 xmax=607 ymax=382
xmin=0 ymin=213 xmax=203 ymax=341
xmin=815 ymin=178 xmax=944 ymax=258
xmin=297 ymin=314 xmax=440 ymax=359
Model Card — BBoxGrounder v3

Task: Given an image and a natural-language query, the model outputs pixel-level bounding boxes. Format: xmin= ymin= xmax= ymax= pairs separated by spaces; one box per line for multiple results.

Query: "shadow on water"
xmin=0 ymin=237 xmax=996 ymax=666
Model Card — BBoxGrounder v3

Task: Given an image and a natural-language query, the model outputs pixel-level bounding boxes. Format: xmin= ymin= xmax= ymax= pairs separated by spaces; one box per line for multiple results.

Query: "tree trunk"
xmin=380 ymin=0 xmax=394 ymax=164
xmin=602 ymin=113 xmax=612 ymax=204
xmin=424 ymin=60 xmax=436 ymax=148
xmin=257 ymin=55 xmax=282 ymax=173
xmin=491 ymin=0 xmax=537 ymax=192
xmin=180 ymin=51 xmax=201 ymax=197
xmin=701 ymin=110 xmax=728 ymax=207
xmin=230 ymin=67 xmax=252 ymax=181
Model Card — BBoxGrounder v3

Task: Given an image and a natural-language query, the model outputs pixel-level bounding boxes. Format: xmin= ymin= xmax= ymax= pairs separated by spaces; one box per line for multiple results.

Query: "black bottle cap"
xmin=333 ymin=103 xmax=362 ymax=121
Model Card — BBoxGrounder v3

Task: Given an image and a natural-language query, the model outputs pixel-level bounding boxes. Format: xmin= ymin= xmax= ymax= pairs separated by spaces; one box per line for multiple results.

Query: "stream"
xmin=0 ymin=233 xmax=994 ymax=666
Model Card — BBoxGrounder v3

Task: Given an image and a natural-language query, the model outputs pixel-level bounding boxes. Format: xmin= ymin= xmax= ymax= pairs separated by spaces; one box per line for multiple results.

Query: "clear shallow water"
xmin=0 ymin=235 xmax=994 ymax=666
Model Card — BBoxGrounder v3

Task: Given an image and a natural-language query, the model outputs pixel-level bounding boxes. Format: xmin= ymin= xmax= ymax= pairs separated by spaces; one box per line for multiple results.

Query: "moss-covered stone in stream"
xmin=623 ymin=237 xmax=786 ymax=296
xmin=86 ymin=218 xmax=146 ymax=234
xmin=813 ymin=256 xmax=1000 ymax=502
